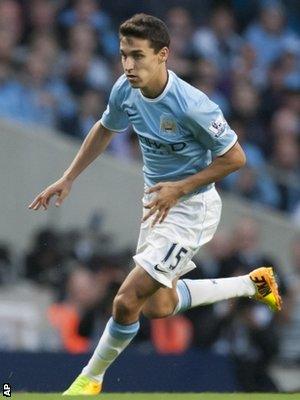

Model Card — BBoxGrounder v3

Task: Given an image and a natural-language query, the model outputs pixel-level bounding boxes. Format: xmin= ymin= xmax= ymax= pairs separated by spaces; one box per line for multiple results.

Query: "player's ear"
xmin=158 ymin=47 xmax=169 ymax=64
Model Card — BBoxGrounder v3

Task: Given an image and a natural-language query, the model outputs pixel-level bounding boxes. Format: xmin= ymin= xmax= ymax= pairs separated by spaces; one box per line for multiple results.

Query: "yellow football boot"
xmin=249 ymin=267 xmax=282 ymax=312
xmin=62 ymin=375 xmax=102 ymax=396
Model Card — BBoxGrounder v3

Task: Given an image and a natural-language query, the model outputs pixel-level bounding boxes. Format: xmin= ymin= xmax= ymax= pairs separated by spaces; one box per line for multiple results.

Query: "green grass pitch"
xmin=12 ymin=393 xmax=300 ymax=399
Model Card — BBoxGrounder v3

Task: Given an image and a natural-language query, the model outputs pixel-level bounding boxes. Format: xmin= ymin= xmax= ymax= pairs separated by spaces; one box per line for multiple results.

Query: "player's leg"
xmin=63 ymin=264 xmax=162 ymax=396
xmin=173 ymin=269 xmax=256 ymax=314
xmin=142 ymin=264 xmax=281 ymax=319
xmin=142 ymin=262 xmax=256 ymax=319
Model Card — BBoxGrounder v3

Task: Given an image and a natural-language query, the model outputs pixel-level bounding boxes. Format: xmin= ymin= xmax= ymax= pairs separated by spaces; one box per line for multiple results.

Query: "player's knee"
xmin=113 ymin=293 xmax=139 ymax=319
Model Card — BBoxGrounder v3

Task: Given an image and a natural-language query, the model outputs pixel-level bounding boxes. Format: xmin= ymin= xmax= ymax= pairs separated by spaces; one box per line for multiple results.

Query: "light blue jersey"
xmin=100 ymin=70 xmax=237 ymax=194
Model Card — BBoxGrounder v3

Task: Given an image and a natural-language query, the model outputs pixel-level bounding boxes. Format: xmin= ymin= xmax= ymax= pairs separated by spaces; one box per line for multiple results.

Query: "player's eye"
xmin=134 ymin=54 xmax=144 ymax=60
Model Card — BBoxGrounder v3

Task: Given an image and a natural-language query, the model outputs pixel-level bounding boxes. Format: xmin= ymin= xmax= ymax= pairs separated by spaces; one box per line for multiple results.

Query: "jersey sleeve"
xmin=100 ymin=77 xmax=130 ymax=132
xmin=185 ymin=95 xmax=237 ymax=157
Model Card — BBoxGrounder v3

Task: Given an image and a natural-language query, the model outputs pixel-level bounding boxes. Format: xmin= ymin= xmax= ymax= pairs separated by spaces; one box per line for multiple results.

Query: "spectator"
xmin=77 ymin=258 xmax=128 ymax=344
xmin=261 ymin=60 xmax=294 ymax=121
xmin=64 ymin=23 xmax=112 ymax=95
xmin=192 ymin=59 xmax=230 ymax=116
xmin=261 ymin=48 xmax=300 ymax=109
xmin=193 ymin=6 xmax=242 ymax=73
xmin=165 ymin=7 xmax=195 ymax=81
xmin=19 ymin=50 xmax=75 ymax=127
xmin=270 ymin=107 xmax=299 ymax=140
xmin=1 ymin=50 xmax=75 ymax=128
xmin=231 ymin=42 xmax=264 ymax=88
xmin=221 ymin=117 xmax=280 ymax=208
xmin=230 ymin=217 xmax=275 ymax=270
xmin=271 ymin=136 xmax=300 ymax=212
xmin=25 ymin=0 xmax=59 ymax=41
xmin=0 ymin=0 xmax=23 ymax=44
xmin=61 ymin=89 xmax=105 ymax=138
xmin=230 ymin=216 xmax=289 ymax=298
xmin=15 ymin=32 xmax=65 ymax=81
xmin=245 ymin=1 xmax=300 ymax=84
xmin=48 ymin=265 xmax=102 ymax=353
xmin=0 ymin=26 xmax=19 ymax=64
xmin=24 ymin=228 xmax=67 ymax=292
xmin=195 ymin=230 xmax=239 ymax=279
xmin=58 ymin=0 xmax=118 ymax=58
xmin=230 ymin=82 xmax=268 ymax=153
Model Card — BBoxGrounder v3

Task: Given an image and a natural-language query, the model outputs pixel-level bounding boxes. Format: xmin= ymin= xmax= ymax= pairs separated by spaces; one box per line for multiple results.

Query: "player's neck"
xmin=140 ymin=68 xmax=168 ymax=99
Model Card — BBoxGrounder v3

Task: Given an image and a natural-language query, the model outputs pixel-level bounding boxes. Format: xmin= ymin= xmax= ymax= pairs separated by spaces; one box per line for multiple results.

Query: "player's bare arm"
xmin=143 ymin=142 xmax=246 ymax=226
xmin=28 ymin=122 xmax=114 ymax=211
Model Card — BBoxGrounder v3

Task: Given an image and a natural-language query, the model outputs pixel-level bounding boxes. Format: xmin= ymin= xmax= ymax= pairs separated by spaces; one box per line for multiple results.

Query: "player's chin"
xmin=127 ymin=80 xmax=141 ymax=88
xmin=128 ymin=82 xmax=141 ymax=88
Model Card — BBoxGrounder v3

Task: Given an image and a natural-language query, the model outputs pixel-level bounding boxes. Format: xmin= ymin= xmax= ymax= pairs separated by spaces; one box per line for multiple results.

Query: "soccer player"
xmin=29 ymin=14 xmax=282 ymax=396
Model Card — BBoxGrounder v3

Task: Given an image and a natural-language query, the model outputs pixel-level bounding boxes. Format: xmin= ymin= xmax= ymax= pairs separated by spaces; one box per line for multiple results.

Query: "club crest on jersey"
xmin=208 ymin=116 xmax=227 ymax=137
xmin=160 ymin=115 xmax=178 ymax=134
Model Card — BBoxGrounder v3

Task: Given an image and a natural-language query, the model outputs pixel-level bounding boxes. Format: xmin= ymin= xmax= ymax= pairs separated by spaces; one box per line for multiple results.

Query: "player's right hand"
xmin=28 ymin=177 xmax=73 ymax=211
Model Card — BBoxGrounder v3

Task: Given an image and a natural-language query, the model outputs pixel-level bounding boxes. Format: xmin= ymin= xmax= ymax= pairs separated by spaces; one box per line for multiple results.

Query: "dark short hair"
xmin=119 ymin=13 xmax=170 ymax=53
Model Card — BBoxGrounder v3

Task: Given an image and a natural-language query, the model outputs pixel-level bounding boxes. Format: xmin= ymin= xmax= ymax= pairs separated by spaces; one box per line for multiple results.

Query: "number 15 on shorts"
xmin=162 ymin=243 xmax=189 ymax=271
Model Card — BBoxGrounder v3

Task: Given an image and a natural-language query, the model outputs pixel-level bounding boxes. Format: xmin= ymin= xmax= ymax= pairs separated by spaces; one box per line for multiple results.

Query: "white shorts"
xmin=133 ymin=186 xmax=222 ymax=288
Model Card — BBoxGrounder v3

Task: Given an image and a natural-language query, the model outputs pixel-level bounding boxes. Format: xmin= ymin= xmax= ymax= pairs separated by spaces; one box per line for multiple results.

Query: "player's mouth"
xmin=126 ymin=75 xmax=139 ymax=81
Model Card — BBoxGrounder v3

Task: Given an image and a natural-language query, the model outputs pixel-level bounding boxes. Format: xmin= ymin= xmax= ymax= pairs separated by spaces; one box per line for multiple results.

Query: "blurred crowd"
xmin=0 ymin=0 xmax=299 ymax=214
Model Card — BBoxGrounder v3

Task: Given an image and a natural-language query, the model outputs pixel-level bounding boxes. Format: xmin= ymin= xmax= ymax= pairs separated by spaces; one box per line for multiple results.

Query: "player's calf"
xmin=142 ymin=301 xmax=175 ymax=319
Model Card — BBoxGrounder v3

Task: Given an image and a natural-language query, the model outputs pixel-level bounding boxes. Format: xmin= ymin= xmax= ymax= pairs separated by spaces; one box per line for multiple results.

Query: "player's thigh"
xmin=115 ymin=264 xmax=163 ymax=306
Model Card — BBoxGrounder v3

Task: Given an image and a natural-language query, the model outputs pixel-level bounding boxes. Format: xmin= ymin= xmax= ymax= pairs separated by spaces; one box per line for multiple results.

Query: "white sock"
xmin=81 ymin=317 xmax=139 ymax=383
xmin=173 ymin=275 xmax=255 ymax=314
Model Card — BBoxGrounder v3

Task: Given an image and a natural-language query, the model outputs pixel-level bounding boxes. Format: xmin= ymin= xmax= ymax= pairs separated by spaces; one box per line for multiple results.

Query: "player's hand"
xmin=142 ymin=181 xmax=184 ymax=226
xmin=28 ymin=177 xmax=73 ymax=211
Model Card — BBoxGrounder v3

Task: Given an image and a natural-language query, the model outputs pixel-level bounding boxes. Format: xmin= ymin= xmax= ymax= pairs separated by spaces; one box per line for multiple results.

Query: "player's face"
xmin=120 ymin=36 xmax=168 ymax=89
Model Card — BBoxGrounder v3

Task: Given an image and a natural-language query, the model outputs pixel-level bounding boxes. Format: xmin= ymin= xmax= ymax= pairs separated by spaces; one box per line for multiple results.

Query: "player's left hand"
xmin=142 ymin=181 xmax=183 ymax=226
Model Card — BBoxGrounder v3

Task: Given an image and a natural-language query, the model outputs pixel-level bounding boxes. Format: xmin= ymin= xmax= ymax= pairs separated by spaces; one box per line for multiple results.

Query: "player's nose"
xmin=124 ymin=57 xmax=134 ymax=72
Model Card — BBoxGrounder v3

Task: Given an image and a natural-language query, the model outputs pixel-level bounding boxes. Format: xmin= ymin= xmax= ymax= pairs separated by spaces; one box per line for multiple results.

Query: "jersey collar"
xmin=138 ymin=70 xmax=174 ymax=103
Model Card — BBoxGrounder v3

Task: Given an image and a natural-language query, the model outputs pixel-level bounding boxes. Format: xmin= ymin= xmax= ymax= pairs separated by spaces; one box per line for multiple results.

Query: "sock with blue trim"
xmin=82 ymin=317 xmax=140 ymax=383
xmin=173 ymin=275 xmax=255 ymax=314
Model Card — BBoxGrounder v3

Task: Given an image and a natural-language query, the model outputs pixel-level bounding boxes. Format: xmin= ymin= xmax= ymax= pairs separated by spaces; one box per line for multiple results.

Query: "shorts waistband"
xmin=143 ymin=183 xmax=215 ymax=199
